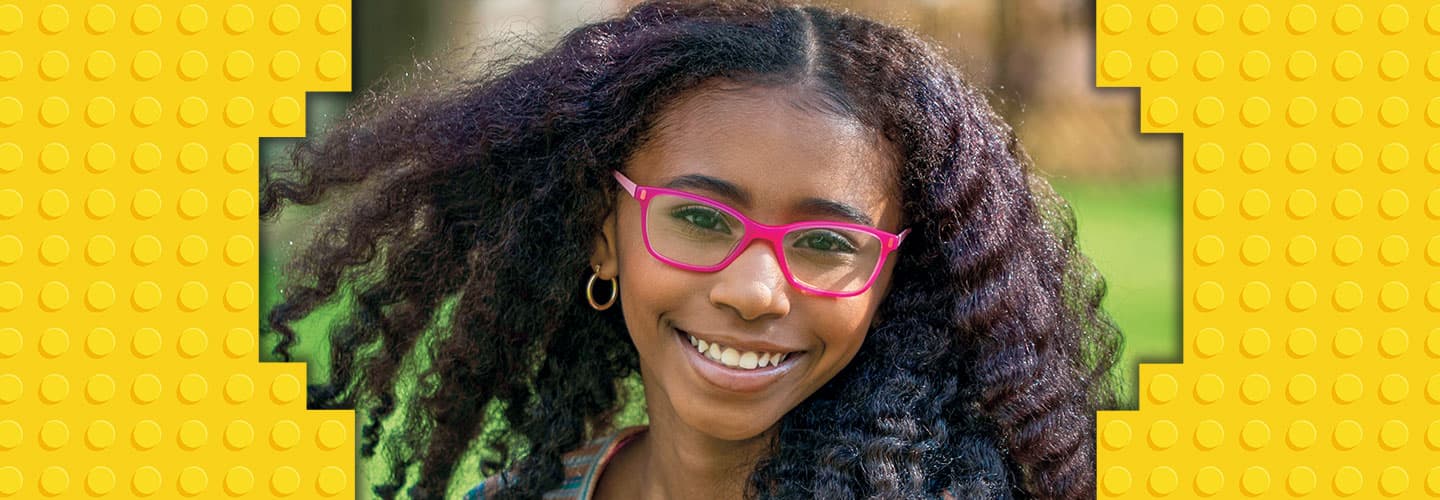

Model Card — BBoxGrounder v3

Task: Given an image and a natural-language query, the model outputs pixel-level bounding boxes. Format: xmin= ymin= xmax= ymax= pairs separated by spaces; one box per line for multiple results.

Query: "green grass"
xmin=1050 ymin=177 xmax=1180 ymax=408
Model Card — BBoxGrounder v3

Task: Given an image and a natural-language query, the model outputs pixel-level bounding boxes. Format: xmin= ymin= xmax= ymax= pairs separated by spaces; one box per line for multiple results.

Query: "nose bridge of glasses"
xmin=744 ymin=220 xmax=791 ymax=244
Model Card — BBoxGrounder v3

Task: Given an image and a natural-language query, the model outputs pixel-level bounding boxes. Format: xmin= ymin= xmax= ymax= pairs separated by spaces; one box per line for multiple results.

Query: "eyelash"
xmin=794 ymin=230 xmax=858 ymax=253
xmin=670 ymin=205 xmax=860 ymax=253
xmin=672 ymin=206 xmax=732 ymax=234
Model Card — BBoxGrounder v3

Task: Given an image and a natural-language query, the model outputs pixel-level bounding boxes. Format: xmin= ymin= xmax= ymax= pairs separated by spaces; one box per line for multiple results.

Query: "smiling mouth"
xmin=674 ymin=328 xmax=802 ymax=371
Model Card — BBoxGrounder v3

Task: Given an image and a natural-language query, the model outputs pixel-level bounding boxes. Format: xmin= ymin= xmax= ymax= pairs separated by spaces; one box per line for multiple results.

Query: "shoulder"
xmin=463 ymin=426 xmax=648 ymax=500
xmin=463 ymin=472 xmax=507 ymax=500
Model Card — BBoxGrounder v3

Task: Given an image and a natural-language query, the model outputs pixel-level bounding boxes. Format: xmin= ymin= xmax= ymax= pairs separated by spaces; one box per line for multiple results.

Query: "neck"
xmin=624 ymin=387 xmax=776 ymax=500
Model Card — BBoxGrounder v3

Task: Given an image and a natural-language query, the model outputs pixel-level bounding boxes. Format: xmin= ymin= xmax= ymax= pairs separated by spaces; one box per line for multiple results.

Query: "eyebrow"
xmin=660 ymin=174 xmax=877 ymax=227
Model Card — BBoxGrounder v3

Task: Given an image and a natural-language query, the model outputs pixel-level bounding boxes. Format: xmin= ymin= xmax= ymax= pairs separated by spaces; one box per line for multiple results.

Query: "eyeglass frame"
xmin=612 ymin=170 xmax=910 ymax=298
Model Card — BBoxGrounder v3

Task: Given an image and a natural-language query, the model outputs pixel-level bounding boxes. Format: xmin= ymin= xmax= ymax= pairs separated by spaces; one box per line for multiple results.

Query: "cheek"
xmin=615 ymin=231 xmax=687 ymax=332
xmin=813 ymin=283 xmax=893 ymax=369
xmin=614 ymin=206 xmax=659 ymax=284
xmin=812 ymin=301 xmax=878 ymax=365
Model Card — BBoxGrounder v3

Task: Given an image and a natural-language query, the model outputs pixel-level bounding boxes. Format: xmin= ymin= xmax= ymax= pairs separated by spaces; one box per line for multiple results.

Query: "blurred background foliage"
xmin=260 ymin=0 xmax=1179 ymax=493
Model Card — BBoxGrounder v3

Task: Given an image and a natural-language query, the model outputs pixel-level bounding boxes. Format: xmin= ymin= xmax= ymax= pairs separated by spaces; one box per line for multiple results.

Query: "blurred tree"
xmin=354 ymin=0 xmax=434 ymax=89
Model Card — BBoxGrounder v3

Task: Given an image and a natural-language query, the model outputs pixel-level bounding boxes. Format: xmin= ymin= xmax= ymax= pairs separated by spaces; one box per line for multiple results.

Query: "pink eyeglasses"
xmin=613 ymin=170 xmax=910 ymax=298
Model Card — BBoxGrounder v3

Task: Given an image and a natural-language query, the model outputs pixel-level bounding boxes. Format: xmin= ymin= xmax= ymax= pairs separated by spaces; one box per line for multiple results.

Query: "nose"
xmin=708 ymin=240 xmax=792 ymax=321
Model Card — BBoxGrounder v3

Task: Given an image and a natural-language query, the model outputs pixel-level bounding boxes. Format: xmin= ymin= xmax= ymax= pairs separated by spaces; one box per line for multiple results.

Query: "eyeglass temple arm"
xmin=886 ymin=228 xmax=912 ymax=251
xmin=612 ymin=170 xmax=638 ymax=197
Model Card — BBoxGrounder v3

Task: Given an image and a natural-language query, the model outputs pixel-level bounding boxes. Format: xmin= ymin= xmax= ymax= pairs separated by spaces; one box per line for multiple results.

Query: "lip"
xmin=673 ymin=325 xmax=803 ymax=394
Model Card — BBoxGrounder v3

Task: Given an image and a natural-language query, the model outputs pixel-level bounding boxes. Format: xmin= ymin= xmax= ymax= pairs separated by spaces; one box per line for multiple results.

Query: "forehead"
xmin=628 ymin=83 xmax=901 ymax=227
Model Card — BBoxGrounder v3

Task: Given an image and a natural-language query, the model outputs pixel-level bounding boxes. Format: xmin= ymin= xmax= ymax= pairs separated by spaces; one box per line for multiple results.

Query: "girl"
xmin=259 ymin=0 xmax=1123 ymax=498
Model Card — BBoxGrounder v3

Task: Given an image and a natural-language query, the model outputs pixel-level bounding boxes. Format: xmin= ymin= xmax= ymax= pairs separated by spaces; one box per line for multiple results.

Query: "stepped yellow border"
xmin=7 ymin=1 xmax=1438 ymax=499
xmin=0 ymin=1 xmax=354 ymax=497
xmin=1096 ymin=1 xmax=1440 ymax=497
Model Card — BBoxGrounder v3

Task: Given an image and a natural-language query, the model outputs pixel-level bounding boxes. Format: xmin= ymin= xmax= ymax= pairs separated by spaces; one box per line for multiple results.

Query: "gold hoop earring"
xmin=587 ymin=265 xmax=618 ymax=311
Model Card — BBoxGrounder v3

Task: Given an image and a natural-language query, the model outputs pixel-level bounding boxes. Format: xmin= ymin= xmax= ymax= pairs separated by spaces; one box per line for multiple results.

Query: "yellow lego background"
xmin=4 ymin=0 xmax=1437 ymax=498
xmin=1097 ymin=1 xmax=1440 ymax=497
xmin=0 ymin=1 xmax=354 ymax=497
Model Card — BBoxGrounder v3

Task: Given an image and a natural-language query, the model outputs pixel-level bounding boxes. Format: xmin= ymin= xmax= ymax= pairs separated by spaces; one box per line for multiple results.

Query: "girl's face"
xmin=592 ymin=83 xmax=903 ymax=440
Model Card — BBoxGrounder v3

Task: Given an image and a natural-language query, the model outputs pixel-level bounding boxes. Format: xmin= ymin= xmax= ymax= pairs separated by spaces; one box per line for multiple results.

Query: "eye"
xmin=794 ymin=229 xmax=858 ymax=253
xmin=671 ymin=205 xmax=733 ymax=234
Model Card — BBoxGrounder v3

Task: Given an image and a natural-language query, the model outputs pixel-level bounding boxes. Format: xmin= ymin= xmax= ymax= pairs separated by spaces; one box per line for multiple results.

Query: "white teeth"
xmin=721 ymin=348 xmax=740 ymax=367
xmin=685 ymin=332 xmax=794 ymax=371
xmin=739 ymin=351 xmax=758 ymax=369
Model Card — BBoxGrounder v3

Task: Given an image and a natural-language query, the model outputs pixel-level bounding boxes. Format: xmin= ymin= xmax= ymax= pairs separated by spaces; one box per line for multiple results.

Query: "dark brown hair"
xmin=259 ymin=1 xmax=1123 ymax=497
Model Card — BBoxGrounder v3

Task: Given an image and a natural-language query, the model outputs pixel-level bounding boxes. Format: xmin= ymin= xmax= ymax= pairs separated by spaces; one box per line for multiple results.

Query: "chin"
xmin=678 ymin=404 xmax=783 ymax=442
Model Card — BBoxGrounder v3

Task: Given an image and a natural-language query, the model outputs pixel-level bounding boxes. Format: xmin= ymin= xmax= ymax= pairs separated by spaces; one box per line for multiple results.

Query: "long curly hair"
xmin=258 ymin=0 xmax=1124 ymax=498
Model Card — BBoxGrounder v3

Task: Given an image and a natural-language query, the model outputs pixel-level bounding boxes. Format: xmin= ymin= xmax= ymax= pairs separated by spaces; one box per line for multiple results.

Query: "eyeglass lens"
xmin=644 ymin=194 xmax=883 ymax=294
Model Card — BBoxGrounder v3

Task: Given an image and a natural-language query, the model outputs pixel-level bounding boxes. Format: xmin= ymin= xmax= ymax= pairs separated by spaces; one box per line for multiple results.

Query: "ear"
xmin=589 ymin=209 xmax=620 ymax=279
